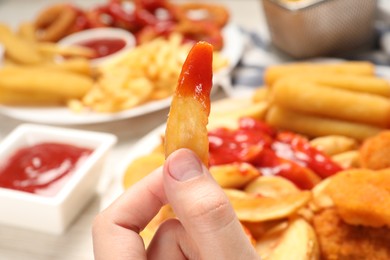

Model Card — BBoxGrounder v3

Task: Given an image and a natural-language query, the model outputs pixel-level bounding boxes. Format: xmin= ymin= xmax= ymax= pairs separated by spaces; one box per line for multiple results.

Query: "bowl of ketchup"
xmin=58 ymin=27 xmax=136 ymax=66
xmin=0 ymin=124 xmax=117 ymax=234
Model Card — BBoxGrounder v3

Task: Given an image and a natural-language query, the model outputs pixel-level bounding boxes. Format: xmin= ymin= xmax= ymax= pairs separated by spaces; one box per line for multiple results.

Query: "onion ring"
xmin=85 ymin=5 xmax=114 ymax=28
xmin=174 ymin=2 xmax=230 ymax=28
xmin=34 ymin=4 xmax=78 ymax=42
xmin=174 ymin=21 xmax=224 ymax=51
xmin=133 ymin=0 xmax=177 ymax=27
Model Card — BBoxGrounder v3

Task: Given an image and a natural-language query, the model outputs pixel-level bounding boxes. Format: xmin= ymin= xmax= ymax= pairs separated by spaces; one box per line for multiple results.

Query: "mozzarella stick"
xmin=266 ymin=106 xmax=383 ymax=141
xmin=0 ymin=67 xmax=93 ymax=99
xmin=274 ymin=73 xmax=390 ymax=97
xmin=272 ymin=80 xmax=390 ymax=127
xmin=264 ymin=61 xmax=374 ymax=86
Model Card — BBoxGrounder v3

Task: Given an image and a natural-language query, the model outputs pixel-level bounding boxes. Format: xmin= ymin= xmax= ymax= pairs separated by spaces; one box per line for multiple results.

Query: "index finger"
xmin=92 ymin=167 xmax=167 ymax=259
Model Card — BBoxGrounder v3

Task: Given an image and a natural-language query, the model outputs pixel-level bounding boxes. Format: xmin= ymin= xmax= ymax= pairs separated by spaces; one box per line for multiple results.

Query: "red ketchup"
xmin=77 ymin=38 xmax=126 ymax=58
xmin=208 ymin=118 xmax=343 ymax=190
xmin=0 ymin=143 xmax=92 ymax=197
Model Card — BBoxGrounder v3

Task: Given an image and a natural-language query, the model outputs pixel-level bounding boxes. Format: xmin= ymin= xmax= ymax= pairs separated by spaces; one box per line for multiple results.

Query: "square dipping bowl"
xmin=0 ymin=124 xmax=117 ymax=234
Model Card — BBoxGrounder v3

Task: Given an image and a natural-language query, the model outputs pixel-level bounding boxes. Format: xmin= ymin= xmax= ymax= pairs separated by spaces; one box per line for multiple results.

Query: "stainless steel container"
xmin=262 ymin=0 xmax=378 ymax=58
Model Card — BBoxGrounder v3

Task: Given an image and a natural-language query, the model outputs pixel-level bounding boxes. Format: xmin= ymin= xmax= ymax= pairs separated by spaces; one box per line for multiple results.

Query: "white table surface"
xmin=0 ymin=1 xmax=267 ymax=259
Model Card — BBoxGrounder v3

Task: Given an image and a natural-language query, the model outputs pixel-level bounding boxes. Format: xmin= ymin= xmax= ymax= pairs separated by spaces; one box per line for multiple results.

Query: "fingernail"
xmin=167 ymin=149 xmax=203 ymax=182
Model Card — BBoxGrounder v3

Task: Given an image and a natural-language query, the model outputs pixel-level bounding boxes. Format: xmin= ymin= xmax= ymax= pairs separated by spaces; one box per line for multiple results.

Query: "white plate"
xmin=0 ymin=23 xmax=244 ymax=125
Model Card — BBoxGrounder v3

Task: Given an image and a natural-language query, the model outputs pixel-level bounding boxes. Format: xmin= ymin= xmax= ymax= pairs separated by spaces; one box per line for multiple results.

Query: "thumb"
xmin=163 ymin=149 xmax=258 ymax=259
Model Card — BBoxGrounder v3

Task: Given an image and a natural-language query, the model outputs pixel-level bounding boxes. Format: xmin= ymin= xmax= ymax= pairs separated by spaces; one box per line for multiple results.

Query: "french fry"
xmin=264 ymin=61 xmax=374 ymax=86
xmin=0 ymin=66 xmax=93 ymax=99
xmin=210 ymin=163 xmax=261 ymax=189
xmin=309 ymin=135 xmax=358 ymax=156
xmin=0 ymin=23 xmax=43 ymax=65
xmin=164 ymin=42 xmax=213 ymax=166
xmin=266 ymin=106 xmax=383 ymax=141
xmin=271 ymin=79 xmax=390 ymax=127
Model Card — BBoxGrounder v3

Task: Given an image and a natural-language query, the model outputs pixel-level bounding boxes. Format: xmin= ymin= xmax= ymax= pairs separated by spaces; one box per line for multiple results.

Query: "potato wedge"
xmin=226 ymin=190 xmax=312 ymax=222
xmin=267 ymin=218 xmax=320 ymax=260
xmin=210 ymin=163 xmax=261 ymax=189
xmin=164 ymin=42 xmax=213 ymax=166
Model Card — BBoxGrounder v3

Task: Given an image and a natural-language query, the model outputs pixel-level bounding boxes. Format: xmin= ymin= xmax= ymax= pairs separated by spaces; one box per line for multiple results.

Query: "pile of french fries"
xmin=0 ymin=23 xmax=95 ymax=106
xmin=263 ymin=61 xmax=390 ymax=141
xmin=68 ymin=33 xmax=228 ymax=113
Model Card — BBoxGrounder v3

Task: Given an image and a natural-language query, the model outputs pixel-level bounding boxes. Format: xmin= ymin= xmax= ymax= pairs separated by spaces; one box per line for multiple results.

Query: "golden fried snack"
xmin=271 ymin=79 xmax=390 ymax=127
xmin=266 ymin=106 xmax=383 ymax=141
xmin=210 ymin=163 xmax=261 ymax=189
xmin=164 ymin=41 xmax=213 ymax=166
xmin=34 ymin=4 xmax=77 ymax=42
xmin=326 ymin=168 xmax=390 ymax=228
xmin=331 ymin=150 xmax=360 ymax=169
xmin=313 ymin=208 xmax=390 ymax=260
xmin=0 ymin=66 xmax=93 ymax=101
xmin=264 ymin=61 xmax=374 ymax=86
xmin=309 ymin=135 xmax=358 ymax=156
xmin=266 ymin=218 xmax=319 ymax=260
xmin=17 ymin=22 xmax=37 ymax=42
xmin=40 ymin=58 xmax=93 ymax=76
xmin=359 ymin=130 xmax=390 ymax=170
xmin=37 ymin=42 xmax=96 ymax=59
xmin=123 ymin=153 xmax=165 ymax=189
xmin=244 ymin=176 xmax=300 ymax=198
xmin=225 ymin=189 xmax=312 ymax=222
xmin=0 ymin=89 xmax=64 ymax=106
xmin=175 ymin=2 xmax=230 ymax=28
xmin=0 ymin=23 xmax=43 ymax=65
xmin=275 ymin=73 xmax=390 ymax=97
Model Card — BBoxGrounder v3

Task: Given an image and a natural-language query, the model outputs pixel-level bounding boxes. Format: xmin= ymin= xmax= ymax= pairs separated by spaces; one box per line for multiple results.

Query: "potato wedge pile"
xmin=0 ymin=23 xmax=94 ymax=106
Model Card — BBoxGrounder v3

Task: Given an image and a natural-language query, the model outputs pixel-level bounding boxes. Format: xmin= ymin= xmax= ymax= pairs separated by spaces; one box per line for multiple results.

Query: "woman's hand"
xmin=92 ymin=148 xmax=259 ymax=259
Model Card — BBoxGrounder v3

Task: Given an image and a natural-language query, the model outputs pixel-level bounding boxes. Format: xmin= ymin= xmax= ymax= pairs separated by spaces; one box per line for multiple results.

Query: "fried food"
xmin=264 ymin=61 xmax=374 ymax=86
xmin=313 ymin=208 xmax=390 ymax=260
xmin=0 ymin=66 xmax=93 ymax=101
xmin=325 ymin=169 xmax=390 ymax=228
xmin=359 ymin=130 xmax=390 ymax=170
xmin=175 ymin=2 xmax=230 ymax=28
xmin=164 ymin=41 xmax=213 ymax=166
xmin=309 ymin=135 xmax=358 ymax=156
xmin=34 ymin=4 xmax=78 ymax=42
xmin=266 ymin=106 xmax=383 ymax=141
xmin=274 ymin=73 xmax=390 ymax=97
xmin=266 ymin=218 xmax=319 ymax=260
xmin=0 ymin=23 xmax=43 ymax=65
xmin=244 ymin=176 xmax=300 ymax=198
xmin=227 ymin=190 xmax=311 ymax=222
xmin=331 ymin=150 xmax=360 ymax=169
xmin=271 ymin=79 xmax=390 ymax=127
xmin=210 ymin=163 xmax=261 ymax=189
xmin=123 ymin=153 xmax=165 ymax=189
